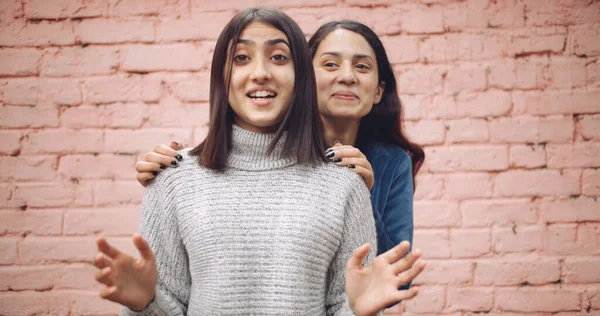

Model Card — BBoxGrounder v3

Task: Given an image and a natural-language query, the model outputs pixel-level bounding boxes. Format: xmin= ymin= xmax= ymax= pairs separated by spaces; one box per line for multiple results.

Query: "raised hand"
xmin=136 ymin=141 xmax=184 ymax=187
xmin=345 ymin=241 xmax=425 ymax=316
xmin=326 ymin=143 xmax=374 ymax=191
xmin=94 ymin=234 xmax=158 ymax=311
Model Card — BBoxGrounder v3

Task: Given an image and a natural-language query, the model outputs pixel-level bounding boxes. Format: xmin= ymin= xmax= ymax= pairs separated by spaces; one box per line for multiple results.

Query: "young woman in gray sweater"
xmin=93 ymin=7 xmax=423 ymax=316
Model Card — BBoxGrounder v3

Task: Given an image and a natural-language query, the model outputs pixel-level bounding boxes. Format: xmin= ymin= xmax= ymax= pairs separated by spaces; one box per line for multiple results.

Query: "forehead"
xmin=238 ymin=21 xmax=289 ymax=42
xmin=316 ymin=28 xmax=375 ymax=58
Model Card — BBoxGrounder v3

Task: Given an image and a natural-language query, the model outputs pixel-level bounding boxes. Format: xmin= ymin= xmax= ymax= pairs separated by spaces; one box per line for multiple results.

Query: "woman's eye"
xmin=324 ymin=62 xmax=337 ymax=68
xmin=356 ymin=64 xmax=370 ymax=70
xmin=234 ymin=55 xmax=249 ymax=62
xmin=271 ymin=54 xmax=288 ymax=61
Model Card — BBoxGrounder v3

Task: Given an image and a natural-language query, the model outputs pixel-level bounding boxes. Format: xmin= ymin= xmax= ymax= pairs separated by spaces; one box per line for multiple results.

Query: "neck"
xmin=321 ymin=115 xmax=361 ymax=147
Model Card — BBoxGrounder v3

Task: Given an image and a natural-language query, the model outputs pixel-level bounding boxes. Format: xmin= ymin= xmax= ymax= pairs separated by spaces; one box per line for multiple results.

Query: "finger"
xmin=133 ymin=233 xmax=155 ymax=262
xmin=392 ymin=248 xmax=422 ymax=274
xmin=170 ymin=141 xmax=184 ymax=151
xmin=96 ymin=237 xmax=122 ymax=259
xmin=333 ymin=140 xmax=342 ymax=147
xmin=392 ymin=286 xmax=419 ymax=302
xmin=93 ymin=253 xmax=112 ymax=269
xmin=397 ymin=259 xmax=426 ymax=285
xmin=346 ymin=243 xmax=371 ymax=271
xmin=346 ymin=164 xmax=375 ymax=191
xmin=100 ymin=286 xmax=118 ymax=299
xmin=95 ymin=267 xmax=113 ymax=286
xmin=135 ymin=161 xmax=165 ymax=173
xmin=145 ymin=151 xmax=180 ymax=168
xmin=137 ymin=171 xmax=155 ymax=187
xmin=328 ymin=147 xmax=366 ymax=159
xmin=382 ymin=241 xmax=411 ymax=264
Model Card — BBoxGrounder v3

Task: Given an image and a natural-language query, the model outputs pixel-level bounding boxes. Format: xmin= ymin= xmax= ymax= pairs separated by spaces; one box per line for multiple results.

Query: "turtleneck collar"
xmin=226 ymin=125 xmax=297 ymax=171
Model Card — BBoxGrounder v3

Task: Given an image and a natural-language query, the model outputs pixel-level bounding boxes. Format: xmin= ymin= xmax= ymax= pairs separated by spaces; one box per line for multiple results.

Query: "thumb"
xmin=333 ymin=140 xmax=342 ymax=147
xmin=170 ymin=141 xmax=184 ymax=151
xmin=132 ymin=233 xmax=155 ymax=263
xmin=346 ymin=243 xmax=371 ymax=272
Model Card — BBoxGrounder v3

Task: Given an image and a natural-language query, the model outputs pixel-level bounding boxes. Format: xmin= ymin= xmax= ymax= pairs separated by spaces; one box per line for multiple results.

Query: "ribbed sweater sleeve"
xmin=326 ymin=179 xmax=378 ymax=316
xmin=121 ymin=172 xmax=191 ymax=316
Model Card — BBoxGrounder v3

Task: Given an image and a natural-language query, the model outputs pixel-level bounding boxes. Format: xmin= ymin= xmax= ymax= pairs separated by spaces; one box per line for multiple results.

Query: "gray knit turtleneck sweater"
xmin=123 ymin=126 xmax=377 ymax=316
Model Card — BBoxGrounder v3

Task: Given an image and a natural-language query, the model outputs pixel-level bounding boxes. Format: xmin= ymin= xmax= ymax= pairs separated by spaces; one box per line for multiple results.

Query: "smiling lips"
xmin=332 ymin=91 xmax=357 ymax=101
xmin=246 ymin=88 xmax=278 ymax=107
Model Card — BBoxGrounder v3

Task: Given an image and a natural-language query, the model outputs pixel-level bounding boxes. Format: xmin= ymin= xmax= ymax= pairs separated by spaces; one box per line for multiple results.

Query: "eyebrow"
xmin=320 ymin=51 xmax=374 ymax=62
xmin=236 ymin=38 xmax=291 ymax=48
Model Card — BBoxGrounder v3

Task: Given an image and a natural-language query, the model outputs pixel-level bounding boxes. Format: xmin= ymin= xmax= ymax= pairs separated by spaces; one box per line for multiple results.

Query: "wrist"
xmin=130 ymin=293 xmax=155 ymax=312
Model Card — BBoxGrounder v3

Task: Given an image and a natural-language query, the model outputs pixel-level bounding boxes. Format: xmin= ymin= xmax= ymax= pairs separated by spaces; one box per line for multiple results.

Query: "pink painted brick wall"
xmin=1 ymin=0 xmax=599 ymax=314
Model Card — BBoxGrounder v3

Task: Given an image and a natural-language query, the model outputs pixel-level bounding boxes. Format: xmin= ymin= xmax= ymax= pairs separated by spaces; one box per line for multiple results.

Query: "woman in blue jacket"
xmin=136 ymin=20 xmax=424 ymax=293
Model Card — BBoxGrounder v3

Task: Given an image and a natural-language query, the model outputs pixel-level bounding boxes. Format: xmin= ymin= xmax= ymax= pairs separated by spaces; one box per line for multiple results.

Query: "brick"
xmin=193 ymin=126 xmax=209 ymax=144
xmin=158 ymin=12 xmax=236 ymax=42
xmin=496 ymin=288 xmax=580 ymax=312
xmin=110 ymin=0 xmax=189 ymax=17
xmin=60 ymin=104 xmax=102 ymax=128
xmin=0 ymin=291 xmax=70 ymax=316
xmin=93 ymin=180 xmax=144 ymax=206
xmin=69 ymin=290 xmax=121 ymax=315
xmin=78 ymin=19 xmax=154 ymax=44
xmin=543 ymin=57 xmax=587 ymax=89
xmin=487 ymin=0 xmax=526 ymax=28
xmin=450 ymin=228 xmax=491 ymax=258
xmin=414 ymin=201 xmax=460 ymax=228
xmin=489 ymin=117 xmax=573 ymax=144
xmin=64 ymin=207 xmax=140 ymax=236
xmin=583 ymin=169 xmax=600 ymax=196
xmin=445 ymin=173 xmax=493 ymax=200
xmin=0 ymin=130 xmax=21 ymax=155
xmin=105 ymin=128 xmax=191 ymax=153
xmin=191 ymin=0 xmax=258 ymax=11
xmin=168 ymin=72 xmax=211 ymax=102
xmin=455 ymin=90 xmax=511 ymax=118
xmin=545 ymin=224 xmax=600 ymax=255
xmin=0 ymin=0 xmax=23 ymax=22
xmin=62 ymin=103 xmax=149 ymax=129
xmin=84 ymin=76 xmax=161 ymax=103
xmin=396 ymin=65 xmax=445 ymax=94
xmin=0 ymin=264 xmax=101 ymax=291
xmin=569 ymin=24 xmax=600 ymax=57
xmin=588 ymin=61 xmax=600 ymax=88
xmin=540 ymin=197 xmax=600 ymax=223
xmin=4 ymin=78 xmax=81 ymax=106
xmin=487 ymin=59 xmax=546 ymax=90
xmin=419 ymin=34 xmax=463 ymax=62
xmin=0 ymin=104 xmax=59 ymax=128
xmin=13 ymin=182 xmax=75 ymax=208
xmin=0 ymin=48 xmax=42 ymax=76
xmin=41 ymin=46 xmax=119 ymax=77
xmin=404 ymin=120 xmax=445 ymax=145
xmin=445 ymin=66 xmax=487 ymax=93
xmin=547 ymin=143 xmax=600 ymax=168
xmin=513 ymin=90 xmax=600 ymax=115
xmin=0 ymin=21 xmax=76 ymax=46
xmin=0 ymin=183 xmax=23 ymax=210
xmin=446 ymin=287 xmax=493 ymax=312
xmin=461 ymin=199 xmax=537 ymax=227
xmin=122 ymin=43 xmax=212 ymax=72
xmin=413 ymin=260 xmax=473 ymax=285
xmin=398 ymin=4 xmax=444 ymax=34
xmin=509 ymin=34 xmax=566 ymax=56
xmin=421 ymin=32 xmax=510 ymax=62
xmin=55 ymin=264 xmax=101 ymax=290
xmin=400 ymin=95 xmax=426 ymax=120
xmin=581 ymin=115 xmax=600 ymax=140
xmin=510 ymin=144 xmax=546 ymax=168
xmin=425 ymin=145 xmax=508 ymax=172
xmin=413 ymin=230 xmax=450 ymax=258
xmin=58 ymin=154 xmax=136 ymax=180
xmin=427 ymin=95 xmax=460 ymax=119
xmin=414 ymin=174 xmax=444 ymax=200
xmin=584 ymin=286 xmax=600 ymax=309
xmin=150 ymin=102 xmax=209 ymax=128
xmin=0 ymin=156 xmax=57 ymax=181
xmin=475 ymin=258 xmax=560 ymax=286
xmin=380 ymin=36 xmax=420 ymax=64
xmin=0 ymin=209 xmax=62 ymax=236
xmin=25 ymin=0 xmax=107 ymax=19
xmin=493 ymin=225 xmax=544 ymax=253
xmin=495 ymin=170 xmax=581 ymax=197
xmin=0 ymin=238 xmax=18 ymax=264
xmin=565 ymin=257 xmax=600 ymax=283
xmin=524 ymin=0 xmax=600 ymax=26
xmin=22 ymin=129 xmax=104 ymax=154
xmin=74 ymin=180 xmax=94 ymax=207
xmin=402 ymin=286 xmax=445 ymax=313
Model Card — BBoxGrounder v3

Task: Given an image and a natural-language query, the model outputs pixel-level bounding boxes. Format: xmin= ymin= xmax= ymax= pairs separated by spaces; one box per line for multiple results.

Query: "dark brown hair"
xmin=308 ymin=21 xmax=425 ymax=189
xmin=190 ymin=7 xmax=327 ymax=169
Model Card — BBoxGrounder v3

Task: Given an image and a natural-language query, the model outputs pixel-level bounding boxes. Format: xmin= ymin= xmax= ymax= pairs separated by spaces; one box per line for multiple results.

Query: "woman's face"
xmin=312 ymin=29 xmax=384 ymax=120
xmin=227 ymin=22 xmax=295 ymax=133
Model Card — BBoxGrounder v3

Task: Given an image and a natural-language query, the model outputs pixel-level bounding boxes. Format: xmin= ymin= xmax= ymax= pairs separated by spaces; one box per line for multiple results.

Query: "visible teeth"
xmin=250 ymin=90 xmax=275 ymax=98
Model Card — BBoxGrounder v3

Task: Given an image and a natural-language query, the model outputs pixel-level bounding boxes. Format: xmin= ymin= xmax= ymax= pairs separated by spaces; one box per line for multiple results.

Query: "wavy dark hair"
xmin=308 ymin=21 xmax=424 ymax=190
xmin=190 ymin=7 xmax=327 ymax=169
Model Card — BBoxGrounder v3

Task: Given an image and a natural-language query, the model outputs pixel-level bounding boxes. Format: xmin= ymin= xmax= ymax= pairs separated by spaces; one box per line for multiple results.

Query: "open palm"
xmin=94 ymin=234 xmax=158 ymax=311
xmin=346 ymin=241 xmax=425 ymax=316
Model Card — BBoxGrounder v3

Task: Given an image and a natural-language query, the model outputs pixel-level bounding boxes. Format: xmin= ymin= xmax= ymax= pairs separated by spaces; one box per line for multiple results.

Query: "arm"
xmin=122 ymin=173 xmax=191 ymax=316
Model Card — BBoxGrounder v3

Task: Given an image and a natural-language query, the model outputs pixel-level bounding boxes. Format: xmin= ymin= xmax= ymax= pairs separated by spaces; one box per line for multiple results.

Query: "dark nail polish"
xmin=170 ymin=160 xmax=178 ymax=166
xmin=348 ymin=164 xmax=356 ymax=169
xmin=332 ymin=158 xmax=342 ymax=163
xmin=175 ymin=154 xmax=183 ymax=161
xmin=326 ymin=151 xmax=335 ymax=159
xmin=325 ymin=147 xmax=333 ymax=154
xmin=160 ymin=164 xmax=166 ymax=169
xmin=152 ymin=171 xmax=158 ymax=176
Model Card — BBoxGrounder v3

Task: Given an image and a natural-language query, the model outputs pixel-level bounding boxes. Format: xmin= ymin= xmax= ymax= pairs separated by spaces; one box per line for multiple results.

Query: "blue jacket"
xmin=363 ymin=142 xmax=414 ymax=290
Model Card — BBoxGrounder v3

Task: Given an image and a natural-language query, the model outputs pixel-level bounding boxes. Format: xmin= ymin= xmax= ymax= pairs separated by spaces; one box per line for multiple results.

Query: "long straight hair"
xmin=308 ymin=21 xmax=425 ymax=190
xmin=190 ymin=7 xmax=327 ymax=169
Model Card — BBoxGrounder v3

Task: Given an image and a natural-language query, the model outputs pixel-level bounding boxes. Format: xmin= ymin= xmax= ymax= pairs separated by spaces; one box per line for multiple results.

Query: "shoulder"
xmin=365 ymin=142 xmax=412 ymax=174
xmin=147 ymin=148 xmax=207 ymax=192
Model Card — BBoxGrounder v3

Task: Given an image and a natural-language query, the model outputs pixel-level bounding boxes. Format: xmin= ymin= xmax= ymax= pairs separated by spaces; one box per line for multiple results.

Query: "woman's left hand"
xmin=326 ymin=143 xmax=374 ymax=191
xmin=345 ymin=241 xmax=425 ymax=316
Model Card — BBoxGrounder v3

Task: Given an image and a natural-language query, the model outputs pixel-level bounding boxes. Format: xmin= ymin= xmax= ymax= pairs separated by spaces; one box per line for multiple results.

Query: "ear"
xmin=374 ymin=81 xmax=385 ymax=104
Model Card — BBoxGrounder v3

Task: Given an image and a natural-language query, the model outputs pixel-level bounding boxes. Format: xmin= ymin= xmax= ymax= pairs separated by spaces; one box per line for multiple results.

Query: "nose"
xmin=250 ymin=58 xmax=271 ymax=83
xmin=338 ymin=63 xmax=356 ymax=85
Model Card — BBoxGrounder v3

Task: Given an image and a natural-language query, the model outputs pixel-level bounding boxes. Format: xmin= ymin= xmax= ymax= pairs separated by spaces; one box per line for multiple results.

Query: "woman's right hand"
xmin=94 ymin=234 xmax=158 ymax=311
xmin=136 ymin=142 xmax=184 ymax=187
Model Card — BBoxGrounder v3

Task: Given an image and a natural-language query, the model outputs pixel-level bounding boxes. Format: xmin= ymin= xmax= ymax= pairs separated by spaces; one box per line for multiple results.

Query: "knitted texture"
xmin=122 ymin=126 xmax=378 ymax=316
